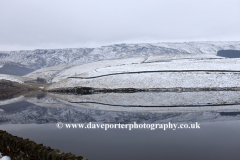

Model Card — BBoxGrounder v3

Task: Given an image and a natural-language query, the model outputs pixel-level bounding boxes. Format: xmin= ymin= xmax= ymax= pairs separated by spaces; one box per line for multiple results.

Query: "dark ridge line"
xmin=68 ymin=70 xmax=240 ymax=79
xmin=71 ymin=101 xmax=240 ymax=108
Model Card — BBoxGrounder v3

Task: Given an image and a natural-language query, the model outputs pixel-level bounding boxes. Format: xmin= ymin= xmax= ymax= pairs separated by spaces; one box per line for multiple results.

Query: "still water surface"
xmin=0 ymin=92 xmax=240 ymax=160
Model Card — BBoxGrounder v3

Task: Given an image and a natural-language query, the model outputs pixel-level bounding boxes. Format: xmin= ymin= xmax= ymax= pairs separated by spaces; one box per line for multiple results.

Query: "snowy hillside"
xmin=47 ymin=72 xmax=240 ymax=90
xmin=44 ymin=56 xmax=240 ymax=90
xmin=24 ymin=54 xmax=225 ymax=83
xmin=24 ymin=65 xmax=72 ymax=83
xmin=1 ymin=41 xmax=239 ymax=71
xmin=24 ymin=57 xmax=146 ymax=83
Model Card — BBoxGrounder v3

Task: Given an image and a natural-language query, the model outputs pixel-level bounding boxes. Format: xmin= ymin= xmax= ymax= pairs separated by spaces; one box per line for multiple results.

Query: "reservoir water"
xmin=0 ymin=91 xmax=240 ymax=160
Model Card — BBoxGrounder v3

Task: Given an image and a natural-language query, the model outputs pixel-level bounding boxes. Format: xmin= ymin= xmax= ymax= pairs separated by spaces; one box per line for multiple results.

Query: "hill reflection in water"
xmin=0 ymin=91 xmax=240 ymax=124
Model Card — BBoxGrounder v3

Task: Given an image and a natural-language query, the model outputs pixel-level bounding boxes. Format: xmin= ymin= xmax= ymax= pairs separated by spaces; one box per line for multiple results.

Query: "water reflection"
xmin=1 ymin=121 xmax=240 ymax=160
xmin=49 ymin=91 xmax=240 ymax=106
xmin=1 ymin=91 xmax=240 ymax=160
xmin=47 ymin=91 xmax=240 ymax=114
xmin=0 ymin=90 xmax=28 ymax=101
xmin=0 ymin=91 xmax=240 ymax=124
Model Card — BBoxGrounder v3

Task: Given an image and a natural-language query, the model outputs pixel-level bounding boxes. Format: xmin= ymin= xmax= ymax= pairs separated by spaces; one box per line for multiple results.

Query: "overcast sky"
xmin=0 ymin=0 xmax=240 ymax=51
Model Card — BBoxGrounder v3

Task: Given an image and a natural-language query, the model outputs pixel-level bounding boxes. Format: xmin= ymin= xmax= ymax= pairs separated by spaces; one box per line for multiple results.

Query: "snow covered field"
xmin=46 ymin=72 xmax=240 ymax=90
xmin=25 ymin=54 xmax=226 ymax=83
xmin=24 ymin=65 xmax=71 ymax=83
xmin=24 ymin=57 xmax=146 ymax=83
xmin=74 ymin=58 xmax=240 ymax=78
xmin=51 ymin=57 xmax=146 ymax=82
xmin=44 ymin=55 xmax=240 ymax=90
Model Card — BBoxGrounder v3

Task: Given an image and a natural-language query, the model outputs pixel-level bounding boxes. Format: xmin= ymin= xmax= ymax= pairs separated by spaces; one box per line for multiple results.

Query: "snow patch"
xmin=0 ymin=156 xmax=11 ymax=160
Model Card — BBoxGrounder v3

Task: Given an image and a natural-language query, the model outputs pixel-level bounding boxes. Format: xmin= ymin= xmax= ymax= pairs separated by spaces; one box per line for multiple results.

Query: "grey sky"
xmin=0 ymin=0 xmax=240 ymax=51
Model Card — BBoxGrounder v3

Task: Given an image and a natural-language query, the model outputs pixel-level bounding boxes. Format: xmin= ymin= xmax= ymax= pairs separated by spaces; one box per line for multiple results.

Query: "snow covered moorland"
xmin=25 ymin=57 xmax=146 ymax=83
xmin=2 ymin=41 xmax=240 ymax=72
xmin=21 ymin=41 xmax=240 ymax=82
xmin=44 ymin=54 xmax=240 ymax=90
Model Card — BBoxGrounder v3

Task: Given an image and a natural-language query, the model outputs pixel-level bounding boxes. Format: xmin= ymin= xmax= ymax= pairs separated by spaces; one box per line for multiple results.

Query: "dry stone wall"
xmin=0 ymin=130 xmax=87 ymax=160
